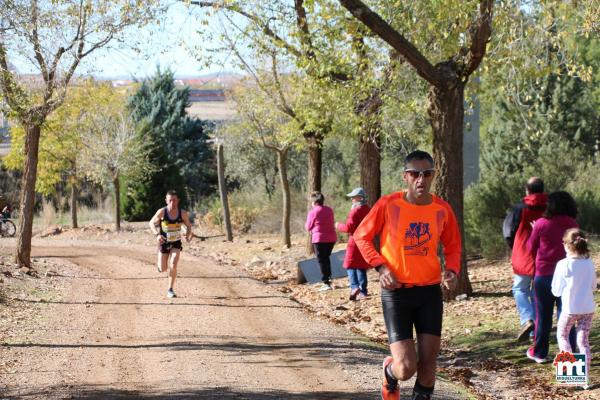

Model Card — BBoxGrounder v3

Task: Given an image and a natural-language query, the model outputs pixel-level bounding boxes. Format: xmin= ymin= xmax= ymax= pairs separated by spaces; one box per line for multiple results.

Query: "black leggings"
xmin=313 ymin=242 xmax=335 ymax=284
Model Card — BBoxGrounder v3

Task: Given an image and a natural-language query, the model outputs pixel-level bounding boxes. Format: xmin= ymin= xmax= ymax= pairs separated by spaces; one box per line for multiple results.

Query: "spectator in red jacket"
xmin=502 ymin=177 xmax=547 ymax=342
xmin=336 ymin=188 xmax=371 ymax=300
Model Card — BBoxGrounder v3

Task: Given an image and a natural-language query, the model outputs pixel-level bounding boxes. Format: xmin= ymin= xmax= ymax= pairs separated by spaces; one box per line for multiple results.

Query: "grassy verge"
xmin=441 ymin=254 xmax=600 ymax=399
xmin=32 ymin=201 xmax=115 ymax=230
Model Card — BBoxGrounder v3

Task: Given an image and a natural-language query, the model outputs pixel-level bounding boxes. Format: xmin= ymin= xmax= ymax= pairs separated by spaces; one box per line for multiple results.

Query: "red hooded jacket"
xmin=510 ymin=193 xmax=548 ymax=276
xmin=337 ymin=204 xmax=371 ymax=269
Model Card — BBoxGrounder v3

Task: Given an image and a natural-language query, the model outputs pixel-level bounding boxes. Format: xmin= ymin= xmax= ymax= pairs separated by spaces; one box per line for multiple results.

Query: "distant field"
xmin=187 ymin=101 xmax=237 ymax=121
xmin=0 ymin=143 xmax=10 ymax=158
xmin=0 ymin=101 xmax=236 ymax=158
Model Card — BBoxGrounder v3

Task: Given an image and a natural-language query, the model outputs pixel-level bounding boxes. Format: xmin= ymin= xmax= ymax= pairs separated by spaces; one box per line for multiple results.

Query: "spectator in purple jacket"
xmin=526 ymin=191 xmax=578 ymax=363
xmin=305 ymin=191 xmax=337 ymax=291
xmin=336 ymin=187 xmax=371 ymax=300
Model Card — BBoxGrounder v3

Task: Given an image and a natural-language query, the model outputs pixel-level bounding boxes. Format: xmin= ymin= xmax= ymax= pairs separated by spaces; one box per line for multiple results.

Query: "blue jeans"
xmin=512 ymin=274 xmax=535 ymax=325
xmin=532 ymin=275 xmax=576 ymax=359
xmin=347 ymin=268 xmax=368 ymax=295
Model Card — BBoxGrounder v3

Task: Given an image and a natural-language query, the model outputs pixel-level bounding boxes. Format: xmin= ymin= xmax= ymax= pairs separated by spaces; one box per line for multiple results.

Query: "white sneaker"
xmin=167 ymin=289 xmax=177 ymax=298
xmin=318 ymin=283 xmax=332 ymax=292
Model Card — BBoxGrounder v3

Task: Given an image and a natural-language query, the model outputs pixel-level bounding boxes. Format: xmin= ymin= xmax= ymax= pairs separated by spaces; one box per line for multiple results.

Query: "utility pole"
xmin=208 ymin=138 xmax=233 ymax=241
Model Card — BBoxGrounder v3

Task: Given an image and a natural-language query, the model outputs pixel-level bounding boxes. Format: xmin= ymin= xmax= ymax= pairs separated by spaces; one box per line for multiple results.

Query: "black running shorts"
xmin=381 ymin=284 xmax=443 ymax=343
xmin=159 ymin=240 xmax=183 ymax=254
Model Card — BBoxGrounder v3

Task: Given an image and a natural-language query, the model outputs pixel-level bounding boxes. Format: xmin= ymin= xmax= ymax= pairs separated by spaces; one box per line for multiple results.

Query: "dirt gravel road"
xmin=1 ymin=238 xmax=466 ymax=399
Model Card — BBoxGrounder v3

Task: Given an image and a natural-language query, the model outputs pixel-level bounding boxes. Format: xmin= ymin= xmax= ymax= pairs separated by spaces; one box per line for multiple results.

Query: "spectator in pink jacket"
xmin=526 ymin=191 xmax=578 ymax=363
xmin=336 ymin=188 xmax=371 ymax=300
xmin=305 ymin=191 xmax=337 ymax=291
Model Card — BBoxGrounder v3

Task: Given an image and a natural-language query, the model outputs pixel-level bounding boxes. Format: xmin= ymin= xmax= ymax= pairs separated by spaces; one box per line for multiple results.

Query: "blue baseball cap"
xmin=346 ymin=187 xmax=367 ymax=198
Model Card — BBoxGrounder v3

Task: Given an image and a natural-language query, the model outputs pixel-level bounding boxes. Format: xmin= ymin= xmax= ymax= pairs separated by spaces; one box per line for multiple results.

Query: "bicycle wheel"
xmin=2 ymin=220 xmax=16 ymax=237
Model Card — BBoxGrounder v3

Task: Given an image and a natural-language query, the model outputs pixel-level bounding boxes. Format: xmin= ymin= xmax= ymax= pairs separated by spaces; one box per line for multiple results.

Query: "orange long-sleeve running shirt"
xmin=353 ymin=191 xmax=462 ymax=285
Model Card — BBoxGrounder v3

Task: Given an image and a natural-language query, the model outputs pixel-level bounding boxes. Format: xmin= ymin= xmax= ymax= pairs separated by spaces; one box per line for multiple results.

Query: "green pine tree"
xmin=466 ymin=64 xmax=600 ymax=257
xmin=122 ymin=68 xmax=216 ymax=221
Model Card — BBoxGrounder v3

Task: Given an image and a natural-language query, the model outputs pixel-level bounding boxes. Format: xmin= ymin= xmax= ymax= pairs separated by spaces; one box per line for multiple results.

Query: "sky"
xmin=87 ymin=2 xmax=232 ymax=79
xmin=9 ymin=2 xmax=239 ymax=80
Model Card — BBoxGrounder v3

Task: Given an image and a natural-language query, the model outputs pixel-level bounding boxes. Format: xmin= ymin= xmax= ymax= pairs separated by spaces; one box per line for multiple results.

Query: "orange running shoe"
xmin=381 ymin=356 xmax=400 ymax=400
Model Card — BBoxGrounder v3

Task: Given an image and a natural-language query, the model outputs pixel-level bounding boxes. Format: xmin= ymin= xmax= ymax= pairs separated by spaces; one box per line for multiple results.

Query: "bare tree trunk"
xmin=355 ymin=74 xmax=383 ymax=206
xmin=304 ymin=132 xmax=322 ymax=254
xmin=277 ymin=148 xmax=291 ymax=248
xmin=16 ymin=123 xmax=41 ymax=268
xmin=359 ymin=131 xmax=381 ymax=206
xmin=306 ymin=132 xmax=322 ymax=195
xmin=217 ymin=143 xmax=233 ymax=242
xmin=113 ymin=173 xmax=121 ymax=232
xmin=70 ymin=178 xmax=78 ymax=229
xmin=427 ymin=67 xmax=472 ymax=299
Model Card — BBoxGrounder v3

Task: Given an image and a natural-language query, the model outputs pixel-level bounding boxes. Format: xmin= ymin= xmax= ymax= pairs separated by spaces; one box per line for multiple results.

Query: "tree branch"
xmin=293 ymin=0 xmax=316 ymax=61
xmin=30 ymin=1 xmax=50 ymax=83
xmin=270 ymin=52 xmax=296 ymax=119
xmin=221 ymin=19 xmax=298 ymax=121
xmin=63 ymin=4 xmax=100 ymax=88
xmin=337 ymin=0 xmax=441 ymax=87
xmin=464 ymin=0 xmax=494 ymax=77
xmin=190 ymin=1 xmax=303 ymax=58
xmin=190 ymin=0 xmax=351 ymax=82
xmin=0 ymin=42 xmax=30 ymax=119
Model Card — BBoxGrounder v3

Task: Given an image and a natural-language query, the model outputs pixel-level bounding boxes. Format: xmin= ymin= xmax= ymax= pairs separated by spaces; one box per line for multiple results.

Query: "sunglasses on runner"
xmin=404 ymin=168 xmax=436 ymax=179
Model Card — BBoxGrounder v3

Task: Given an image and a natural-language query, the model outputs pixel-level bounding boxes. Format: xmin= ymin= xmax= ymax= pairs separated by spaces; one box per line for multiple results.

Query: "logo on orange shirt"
xmin=404 ymin=222 xmax=431 ymax=256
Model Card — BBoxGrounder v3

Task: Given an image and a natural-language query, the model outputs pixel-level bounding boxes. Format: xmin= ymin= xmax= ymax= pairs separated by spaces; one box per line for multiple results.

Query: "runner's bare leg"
xmin=389 ymin=339 xmax=417 ymax=380
xmin=415 ymin=333 xmax=440 ymax=387
xmin=168 ymin=249 xmax=181 ymax=289
xmin=388 ymin=334 xmax=439 ymax=387
xmin=157 ymin=252 xmax=168 ymax=272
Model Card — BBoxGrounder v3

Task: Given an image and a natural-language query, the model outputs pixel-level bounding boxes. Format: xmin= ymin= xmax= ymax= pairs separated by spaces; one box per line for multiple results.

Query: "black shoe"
xmin=517 ymin=320 xmax=534 ymax=342
xmin=412 ymin=393 xmax=432 ymax=400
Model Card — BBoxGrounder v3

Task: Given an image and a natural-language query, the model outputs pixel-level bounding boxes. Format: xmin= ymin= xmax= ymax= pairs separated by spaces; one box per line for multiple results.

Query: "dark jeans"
xmin=533 ymin=275 xmax=576 ymax=359
xmin=313 ymin=242 xmax=335 ymax=284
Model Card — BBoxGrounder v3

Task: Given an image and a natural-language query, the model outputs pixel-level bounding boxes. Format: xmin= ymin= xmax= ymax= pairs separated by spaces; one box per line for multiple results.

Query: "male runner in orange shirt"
xmin=353 ymin=150 xmax=461 ymax=400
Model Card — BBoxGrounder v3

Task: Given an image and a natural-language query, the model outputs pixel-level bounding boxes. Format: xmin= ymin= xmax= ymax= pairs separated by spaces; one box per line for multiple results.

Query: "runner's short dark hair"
xmin=166 ymin=190 xmax=178 ymax=197
xmin=404 ymin=150 xmax=434 ymax=168
xmin=526 ymin=177 xmax=544 ymax=194
xmin=310 ymin=191 xmax=324 ymax=206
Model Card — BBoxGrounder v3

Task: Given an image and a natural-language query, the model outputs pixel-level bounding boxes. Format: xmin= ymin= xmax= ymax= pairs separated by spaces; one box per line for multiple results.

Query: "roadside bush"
xmin=40 ymin=199 xmax=57 ymax=228
xmin=200 ymin=193 xmax=261 ymax=233
xmin=568 ymin=162 xmax=600 ymax=234
xmin=464 ymin=174 xmax=522 ymax=259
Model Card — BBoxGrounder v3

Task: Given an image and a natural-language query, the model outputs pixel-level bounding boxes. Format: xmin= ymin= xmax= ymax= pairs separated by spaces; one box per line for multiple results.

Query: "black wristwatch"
xmin=375 ymin=265 xmax=383 ymax=272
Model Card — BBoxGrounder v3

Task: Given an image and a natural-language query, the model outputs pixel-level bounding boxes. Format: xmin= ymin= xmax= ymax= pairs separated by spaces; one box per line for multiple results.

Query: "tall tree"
xmin=337 ymin=0 xmax=494 ymax=296
xmin=190 ymin=1 xmax=388 ymax=203
xmin=80 ymin=109 xmax=151 ymax=231
xmin=0 ymin=0 xmax=154 ymax=268
xmin=467 ymin=64 xmax=600 ymax=257
xmin=123 ymin=68 xmax=216 ymax=220
xmin=3 ymin=80 xmax=120 ymax=228
xmin=229 ymin=75 xmax=301 ymax=248
xmin=338 ymin=0 xmax=594 ymax=296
